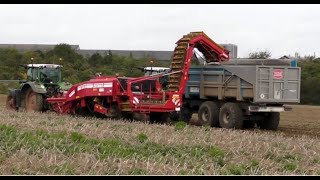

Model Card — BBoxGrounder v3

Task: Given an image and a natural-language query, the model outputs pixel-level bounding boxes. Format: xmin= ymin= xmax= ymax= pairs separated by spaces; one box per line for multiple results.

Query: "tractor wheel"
xmin=6 ymin=94 xmax=16 ymax=111
xmin=258 ymin=112 xmax=280 ymax=130
xmin=198 ymin=101 xmax=220 ymax=127
xmin=219 ymin=103 xmax=243 ymax=129
xmin=25 ymin=88 xmax=43 ymax=112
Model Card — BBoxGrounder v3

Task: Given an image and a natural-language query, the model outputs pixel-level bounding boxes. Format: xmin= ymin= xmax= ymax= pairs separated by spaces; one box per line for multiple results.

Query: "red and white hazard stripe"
xmin=133 ymin=97 xmax=139 ymax=104
xmin=172 ymin=98 xmax=180 ymax=106
xmin=172 ymin=97 xmax=181 ymax=111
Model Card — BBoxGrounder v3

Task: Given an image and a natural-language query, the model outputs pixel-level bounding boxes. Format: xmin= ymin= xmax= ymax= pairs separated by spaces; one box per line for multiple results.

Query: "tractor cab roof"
xmin=26 ymin=64 xmax=62 ymax=68
xmin=143 ymin=67 xmax=170 ymax=71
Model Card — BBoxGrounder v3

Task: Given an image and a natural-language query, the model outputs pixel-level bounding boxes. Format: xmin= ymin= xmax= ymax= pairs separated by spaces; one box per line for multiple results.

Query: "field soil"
xmin=1 ymin=94 xmax=320 ymax=175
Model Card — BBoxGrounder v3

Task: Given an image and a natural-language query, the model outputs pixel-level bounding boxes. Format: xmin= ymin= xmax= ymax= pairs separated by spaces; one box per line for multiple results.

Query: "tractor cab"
xmin=141 ymin=66 xmax=170 ymax=90
xmin=26 ymin=64 xmax=62 ymax=84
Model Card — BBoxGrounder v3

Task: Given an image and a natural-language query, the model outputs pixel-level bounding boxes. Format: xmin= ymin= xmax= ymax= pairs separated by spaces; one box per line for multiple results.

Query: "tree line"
xmin=0 ymin=44 xmax=170 ymax=93
xmin=0 ymin=45 xmax=319 ymax=105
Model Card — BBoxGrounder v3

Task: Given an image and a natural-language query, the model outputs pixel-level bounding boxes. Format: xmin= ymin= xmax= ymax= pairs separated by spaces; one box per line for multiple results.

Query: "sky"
xmin=0 ymin=4 xmax=319 ymax=58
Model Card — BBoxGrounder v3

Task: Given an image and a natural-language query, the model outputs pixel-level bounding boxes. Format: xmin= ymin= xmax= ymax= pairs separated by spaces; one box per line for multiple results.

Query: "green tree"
xmin=0 ymin=48 xmax=23 ymax=80
xmin=88 ymin=53 xmax=104 ymax=68
xmin=248 ymin=50 xmax=271 ymax=59
xmin=298 ymin=57 xmax=320 ymax=104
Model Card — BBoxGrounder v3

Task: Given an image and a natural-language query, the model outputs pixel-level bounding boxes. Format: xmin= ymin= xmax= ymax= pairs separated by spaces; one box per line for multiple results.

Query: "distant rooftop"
xmin=0 ymin=44 xmax=80 ymax=52
xmin=0 ymin=43 xmax=238 ymax=61
xmin=78 ymin=49 xmax=174 ymax=61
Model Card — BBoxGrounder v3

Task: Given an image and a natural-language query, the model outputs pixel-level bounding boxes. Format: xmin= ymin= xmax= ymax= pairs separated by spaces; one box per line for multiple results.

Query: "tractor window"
xmin=27 ymin=68 xmax=39 ymax=81
xmin=40 ymin=68 xmax=60 ymax=83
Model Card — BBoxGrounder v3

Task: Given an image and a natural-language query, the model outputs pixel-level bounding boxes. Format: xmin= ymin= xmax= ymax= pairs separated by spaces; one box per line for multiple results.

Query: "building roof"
xmin=0 ymin=43 xmax=237 ymax=61
xmin=0 ymin=44 xmax=80 ymax=52
xmin=78 ymin=49 xmax=174 ymax=61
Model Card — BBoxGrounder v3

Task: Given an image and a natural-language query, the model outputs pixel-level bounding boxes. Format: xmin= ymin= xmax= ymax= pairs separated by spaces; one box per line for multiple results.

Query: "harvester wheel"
xmin=132 ymin=113 xmax=150 ymax=123
xmin=219 ymin=103 xmax=243 ymax=129
xmin=109 ymin=104 xmax=122 ymax=119
xmin=6 ymin=94 xmax=16 ymax=111
xmin=132 ymin=112 xmax=142 ymax=121
xmin=160 ymin=113 xmax=176 ymax=125
xmin=75 ymin=107 xmax=91 ymax=117
xmin=198 ymin=101 xmax=219 ymax=127
xmin=258 ymin=112 xmax=280 ymax=130
xmin=25 ymin=88 xmax=43 ymax=112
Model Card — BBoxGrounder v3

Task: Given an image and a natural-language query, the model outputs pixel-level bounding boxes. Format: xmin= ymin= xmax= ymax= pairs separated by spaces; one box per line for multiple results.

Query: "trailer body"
xmin=180 ymin=62 xmax=300 ymax=129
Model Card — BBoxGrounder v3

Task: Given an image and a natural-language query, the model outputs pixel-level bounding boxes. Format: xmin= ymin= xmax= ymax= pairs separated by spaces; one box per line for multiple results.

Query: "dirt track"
xmin=277 ymin=105 xmax=320 ymax=138
xmin=1 ymin=94 xmax=319 ymax=138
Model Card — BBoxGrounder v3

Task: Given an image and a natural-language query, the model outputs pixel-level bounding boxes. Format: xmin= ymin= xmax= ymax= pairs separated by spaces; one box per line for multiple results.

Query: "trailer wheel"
xmin=198 ymin=101 xmax=219 ymax=127
xmin=219 ymin=103 xmax=243 ymax=129
xmin=258 ymin=112 xmax=280 ymax=130
xmin=25 ymin=88 xmax=43 ymax=112
xmin=6 ymin=93 xmax=16 ymax=111
xmin=243 ymin=121 xmax=255 ymax=129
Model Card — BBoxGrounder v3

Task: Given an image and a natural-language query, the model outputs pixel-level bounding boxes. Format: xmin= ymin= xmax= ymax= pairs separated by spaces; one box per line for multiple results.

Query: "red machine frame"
xmin=47 ymin=32 xmax=230 ymax=118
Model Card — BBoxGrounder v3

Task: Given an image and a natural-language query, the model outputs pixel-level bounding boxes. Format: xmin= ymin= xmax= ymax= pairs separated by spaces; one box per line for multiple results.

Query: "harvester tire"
xmin=198 ymin=101 xmax=219 ymax=127
xmin=25 ymin=88 xmax=43 ymax=112
xmin=258 ymin=112 xmax=280 ymax=130
xmin=109 ymin=104 xmax=122 ymax=119
xmin=133 ymin=113 xmax=150 ymax=123
xmin=219 ymin=103 xmax=243 ymax=129
xmin=160 ymin=113 xmax=177 ymax=125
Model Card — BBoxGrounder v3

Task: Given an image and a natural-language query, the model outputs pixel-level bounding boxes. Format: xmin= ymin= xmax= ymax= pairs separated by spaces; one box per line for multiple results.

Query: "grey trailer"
xmin=181 ymin=61 xmax=300 ymax=130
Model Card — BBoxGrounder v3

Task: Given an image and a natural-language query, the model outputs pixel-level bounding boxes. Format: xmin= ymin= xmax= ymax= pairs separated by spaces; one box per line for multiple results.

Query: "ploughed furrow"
xmin=167 ymin=32 xmax=204 ymax=92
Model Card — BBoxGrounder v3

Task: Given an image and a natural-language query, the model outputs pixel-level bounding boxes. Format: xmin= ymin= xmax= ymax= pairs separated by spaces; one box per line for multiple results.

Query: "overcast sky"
xmin=0 ymin=4 xmax=319 ymax=58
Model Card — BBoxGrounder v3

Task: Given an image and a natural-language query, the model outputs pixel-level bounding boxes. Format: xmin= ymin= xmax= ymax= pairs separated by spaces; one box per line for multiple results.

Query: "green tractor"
xmin=6 ymin=63 xmax=72 ymax=112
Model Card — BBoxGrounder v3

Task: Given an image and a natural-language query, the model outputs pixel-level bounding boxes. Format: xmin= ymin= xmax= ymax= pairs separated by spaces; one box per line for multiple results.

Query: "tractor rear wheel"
xmin=6 ymin=94 xmax=16 ymax=111
xmin=25 ymin=88 xmax=43 ymax=112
